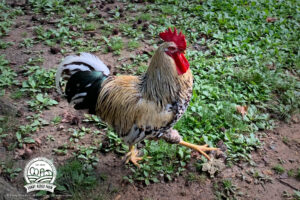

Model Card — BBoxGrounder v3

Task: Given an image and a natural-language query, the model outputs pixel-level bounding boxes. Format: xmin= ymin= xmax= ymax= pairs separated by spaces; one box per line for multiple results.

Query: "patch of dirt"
xmin=0 ymin=2 xmax=299 ymax=200
xmin=2 ymin=112 xmax=299 ymax=200
xmin=97 ymin=120 xmax=299 ymax=200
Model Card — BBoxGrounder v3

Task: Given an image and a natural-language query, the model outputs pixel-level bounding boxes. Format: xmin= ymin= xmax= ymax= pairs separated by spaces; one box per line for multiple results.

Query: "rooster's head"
xmin=159 ymin=27 xmax=189 ymax=75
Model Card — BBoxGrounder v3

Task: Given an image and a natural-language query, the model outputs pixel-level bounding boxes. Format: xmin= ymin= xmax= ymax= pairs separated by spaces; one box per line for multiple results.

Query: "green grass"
xmin=124 ymin=0 xmax=299 ymax=184
xmin=297 ymin=168 xmax=300 ymax=180
xmin=272 ymin=164 xmax=285 ymax=174
xmin=214 ymin=179 xmax=240 ymax=199
xmin=128 ymin=39 xmax=140 ymax=51
xmin=0 ymin=0 xmax=299 ymax=188
xmin=36 ymin=159 xmax=98 ymax=198
xmin=103 ymin=36 xmax=124 ymax=55
xmin=0 ymin=1 xmax=23 ymax=37
xmin=0 ymin=55 xmax=18 ymax=89
xmin=0 ymin=159 xmax=22 ymax=181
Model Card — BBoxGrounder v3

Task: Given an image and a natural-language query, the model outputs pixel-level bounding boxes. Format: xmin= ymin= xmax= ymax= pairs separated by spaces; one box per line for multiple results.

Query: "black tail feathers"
xmin=65 ymin=71 xmax=107 ymax=114
xmin=56 ymin=53 xmax=110 ymax=113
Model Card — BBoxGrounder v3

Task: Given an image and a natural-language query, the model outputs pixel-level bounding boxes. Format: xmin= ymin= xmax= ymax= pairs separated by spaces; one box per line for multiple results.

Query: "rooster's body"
xmin=56 ymin=28 xmax=218 ymax=166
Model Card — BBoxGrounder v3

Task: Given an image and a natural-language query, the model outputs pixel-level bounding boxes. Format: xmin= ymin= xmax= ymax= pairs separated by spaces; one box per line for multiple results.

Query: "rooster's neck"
xmin=140 ymin=50 xmax=192 ymax=107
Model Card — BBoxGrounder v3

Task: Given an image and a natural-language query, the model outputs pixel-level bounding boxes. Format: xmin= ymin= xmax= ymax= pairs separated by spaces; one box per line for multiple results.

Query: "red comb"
xmin=159 ymin=27 xmax=186 ymax=51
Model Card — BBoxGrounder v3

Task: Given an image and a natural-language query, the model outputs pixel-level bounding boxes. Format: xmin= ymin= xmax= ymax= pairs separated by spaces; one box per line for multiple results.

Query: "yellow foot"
xmin=179 ymin=141 xmax=219 ymax=160
xmin=125 ymin=145 xmax=144 ymax=168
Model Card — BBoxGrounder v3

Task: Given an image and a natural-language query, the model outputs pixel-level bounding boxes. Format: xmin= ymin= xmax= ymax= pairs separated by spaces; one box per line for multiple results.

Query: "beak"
xmin=183 ymin=50 xmax=186 ymax=54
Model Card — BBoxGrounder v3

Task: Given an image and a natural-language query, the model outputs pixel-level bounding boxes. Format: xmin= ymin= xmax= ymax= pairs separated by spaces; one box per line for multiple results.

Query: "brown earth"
xmin=0 ymin=1 xmax=300 ymax=200
xmin=1 ymin=119 xmax=299 ymax=200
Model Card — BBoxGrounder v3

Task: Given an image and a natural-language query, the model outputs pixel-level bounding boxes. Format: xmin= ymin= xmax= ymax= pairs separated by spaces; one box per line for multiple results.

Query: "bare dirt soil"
xmin=0 ymin=1 xmax=299 ymax=200
xmin=1 ymin=119 xmax=299 ymax=200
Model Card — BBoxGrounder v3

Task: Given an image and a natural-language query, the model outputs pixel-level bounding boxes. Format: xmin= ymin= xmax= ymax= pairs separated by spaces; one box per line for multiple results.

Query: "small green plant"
xmin=0 ymin=55 xmax=18 ymax=88
xmin=82 ymin=22 xmax=98 ymax=31
xmin=27 ymin=56 xmax=44 ymax=66
xmin=69 ymin=127 xmax=90 ymax=143
xmin=293 ymin=190 xmax=300 ymax=199
xmin=282 ymin=136 xmax=289 ymax=145
xmin=0 ymin=115 xmax=19 ymax=137
xmin=185 ymin=172 xmax=206 ymax=184
xmin=14 ymin=114 xmax=48 ymax=148
xmin=282 ymin=190 xmax=300 ymax=200
xmin=287 ymin=169 xmax=294 ymax=177
xmin=297 ymin=168 xmax=300 ymax=180
xmin=46 ymin=135 xmax=55 ymax=141
xmin=21 ymin=66 xmax=56 ymax=94
xmin=27 ymin=93 xmax=58 ymax=111
xmin=0 ymin=1 xmax=23 ymax=37
xmin=0 ymin=121 xmax=8 ymax=143
xmin=136 ymin=64 xmax=148 ymax=75
xmin=102 ymin=36 xmax=124 ymax=55
xmin=19 ymin=38 xmax=35 ymax=48
xmin=99 ymin=129 xmax=127 ymax=154
xmin=119 ymin=23 xmax=142 ymax=38
xmin=54 ymin=159 xmax=97 ymax=196
xmin=214 ymin=179 xmax=240 ymax=200
xmin=0 ymin=40 xmax=13 ymax=49
xmin=83 ymin=114 xmax=107 ymax=129
xmin=0 ymin=160 xmax=22 ymax=181
xmin=34 ymin=25 xmax=80 ymax=47
xmin=74 ymin=145 xmax=99 ymax=170
xmin=123 ymin=140 xmax=190 ymax=186
xmin=53 ymin=144 xmax=68 ymax=156
xmin=52 ymin=116 xmax=62 ymax=124
xmin=247 ymin=169 xmax=272 ymax=184
xmin=137 ymin=13 xmax=151 ymax=21
xmin=10 ymin=89 xmax=25 ymax=99
xmin=128 ymin=40 xmax=140 ymax=51
xmin=272 ymin=164 xmax=285 ymax=174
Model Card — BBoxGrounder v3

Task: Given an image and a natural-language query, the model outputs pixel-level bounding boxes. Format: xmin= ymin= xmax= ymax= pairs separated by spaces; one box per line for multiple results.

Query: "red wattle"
xmin=172 ymin=53 xmax=190 ymax=75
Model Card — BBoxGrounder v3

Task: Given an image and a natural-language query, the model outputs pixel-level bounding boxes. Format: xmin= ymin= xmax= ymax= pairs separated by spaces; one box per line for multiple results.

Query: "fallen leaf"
xmin=266 ymin=17 xmax=277 ymax=23
xmin=57 ymin=125 xmax=64 ymax=131
xmin=25 ymin=147 xmax=33 ymax=157
xmin=202 ymin=158 xmax=225 ymax=177
xmin=263 ymin=169 xmax=274 ymax=176
xmin=266 ymin=63 xmax=276 ymax=70
xmin=35 ymin=138 xmax=42 ymax=146
xmin=61 ymin=111 xmax=74 ymax=123
xmin=236 ymin=105 xmax=248 ymax=116
xmin=114 ymin=194 xmax=121 ymax=200
xmin=226 ymin=56 xmax=233 ymax=60
xmin=14 ymin=148 xmax=25 ymax=159
xmin=191 ymin=151 xmax=201 ymax=159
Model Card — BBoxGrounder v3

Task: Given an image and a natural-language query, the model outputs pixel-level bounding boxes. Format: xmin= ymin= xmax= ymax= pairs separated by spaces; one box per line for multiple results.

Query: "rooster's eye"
xmin=168 ymin=46 xmax=176 ymax=51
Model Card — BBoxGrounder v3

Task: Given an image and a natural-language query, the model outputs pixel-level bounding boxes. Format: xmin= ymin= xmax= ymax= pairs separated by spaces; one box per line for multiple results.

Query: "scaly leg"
xmin=179 ymin=141 xmax=219 ymax=160
xmin=161 ymin=129 xmax=219 ymax=160
xmin=125 ymin=145 xmax=144 ymax=167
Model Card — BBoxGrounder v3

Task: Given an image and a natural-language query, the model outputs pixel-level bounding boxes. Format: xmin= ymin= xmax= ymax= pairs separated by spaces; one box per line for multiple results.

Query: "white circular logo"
xmin=24 ymin=157 xmax=56 ymax=193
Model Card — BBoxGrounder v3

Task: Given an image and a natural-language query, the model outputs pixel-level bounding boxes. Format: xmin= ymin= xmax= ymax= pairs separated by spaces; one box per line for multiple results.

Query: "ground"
xmin=0 ymin=0 xmax=299 ymax=200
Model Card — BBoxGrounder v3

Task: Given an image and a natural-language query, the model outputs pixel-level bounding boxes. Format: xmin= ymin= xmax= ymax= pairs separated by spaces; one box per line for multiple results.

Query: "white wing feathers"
xmin=56 ymin=53 xmax=110 ymax=94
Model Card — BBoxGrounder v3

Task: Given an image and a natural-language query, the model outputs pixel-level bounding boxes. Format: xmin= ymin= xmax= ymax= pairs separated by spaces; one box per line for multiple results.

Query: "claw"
xmin=125 ymin=145 xmax=146 ymax=168
xmin=179 ymin=141 xmax=219 ymax=160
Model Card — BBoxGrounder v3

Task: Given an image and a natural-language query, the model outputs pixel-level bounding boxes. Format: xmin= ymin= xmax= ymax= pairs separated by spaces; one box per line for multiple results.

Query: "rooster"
xmin=56 ymin=28 xmax=218 ymax=167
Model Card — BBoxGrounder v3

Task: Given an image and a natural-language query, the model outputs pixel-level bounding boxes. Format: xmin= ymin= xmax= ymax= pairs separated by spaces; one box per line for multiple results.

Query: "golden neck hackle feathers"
xmin=141 ymin=43 xmax=193 ymax=107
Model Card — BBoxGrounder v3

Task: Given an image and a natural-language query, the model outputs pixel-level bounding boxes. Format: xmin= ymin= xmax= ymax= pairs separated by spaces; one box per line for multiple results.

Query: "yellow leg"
xmin=125 ymin=145 xmax=144 ymax=168
xmin=179 ymin=141 xmax=219 ymax=160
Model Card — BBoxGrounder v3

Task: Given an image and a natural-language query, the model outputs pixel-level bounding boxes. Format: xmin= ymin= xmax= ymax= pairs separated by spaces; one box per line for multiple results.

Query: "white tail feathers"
xmin=56 ymin=53 xmax=110 ymax=94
